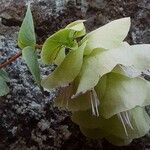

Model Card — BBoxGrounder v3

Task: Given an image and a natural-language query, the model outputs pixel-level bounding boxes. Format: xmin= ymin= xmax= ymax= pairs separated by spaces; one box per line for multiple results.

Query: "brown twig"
xmin=0 ymin=44 xmax=42 ymax=69
xmin=0 ymin=51 xmax=22 ymax=69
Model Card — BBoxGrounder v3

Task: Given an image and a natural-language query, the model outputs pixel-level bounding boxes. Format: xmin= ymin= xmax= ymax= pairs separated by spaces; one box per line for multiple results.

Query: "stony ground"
xmin=0 ymin=0 xmax=150 ymax=149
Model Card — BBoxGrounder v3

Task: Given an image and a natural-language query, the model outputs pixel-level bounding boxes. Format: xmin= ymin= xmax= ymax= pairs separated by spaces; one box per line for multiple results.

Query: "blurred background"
xmin=0 ymin=0 xmax=150 ymax=149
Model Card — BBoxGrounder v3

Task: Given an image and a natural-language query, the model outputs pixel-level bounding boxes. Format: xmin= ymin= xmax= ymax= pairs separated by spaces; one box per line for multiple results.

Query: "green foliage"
xmin=22 ymin=46 xmax=41 ymax=85
xmin=18 ymin=4 xmax=36 ymax=49
xmin=0 ymin=69 xmax=9 ymax=96
xmin=17 ymin=4 xmax=41 ymax=86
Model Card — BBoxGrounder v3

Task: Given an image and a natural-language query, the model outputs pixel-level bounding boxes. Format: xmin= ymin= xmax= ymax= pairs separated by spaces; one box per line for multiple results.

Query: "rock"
xmin=0 ymin=36 xmax=5 ymax=50
xmin=0 ymin=0 xmax=150 ymax=150
xmin=0 ymin=0 xmax=149 ymax=43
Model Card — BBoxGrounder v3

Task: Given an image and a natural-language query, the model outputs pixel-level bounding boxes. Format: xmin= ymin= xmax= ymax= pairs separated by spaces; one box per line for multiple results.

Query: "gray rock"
xmin=0 ymin=0 xmax=150 ymax=150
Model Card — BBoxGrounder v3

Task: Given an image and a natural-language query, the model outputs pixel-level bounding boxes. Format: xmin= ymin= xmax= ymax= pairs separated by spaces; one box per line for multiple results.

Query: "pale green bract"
xmin=53 ymin=47 xmax=66 ymax=65
xmin=95 ymin=72 xmax=150 ymax=119
xmin=75 ymin=44 xmax=150 ymax=95
xmin=0 ymin=69 xmax=9 ymax=96
xmin=22 ymin=46 xmax=41 ymax=85
xmin=72 ymin=107 xmax=150 ymax=146
xmin=65 ymin=20 xmax=86 ymax=38
xmin=83 ymin=17 xmax=131 ymax=55
xmin=18 ymin=4 xmax=36 ymax=49
xmin=39 ymin=17 xmax=150 ymax=146
xmin=41 ymin=41 xmax=87 ymax=90
xmin=41 ymin=20 xmax=86 ymax=64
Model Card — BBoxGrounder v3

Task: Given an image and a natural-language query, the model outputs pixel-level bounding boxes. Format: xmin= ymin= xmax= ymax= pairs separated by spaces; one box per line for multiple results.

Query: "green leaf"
xmin=41 ymin=41 xmax=87 ymax=90
xmin=18 ymin=4 xmax=36 ymax=49
xmin=83 ymin=17 xmax=131 ymax=55
xmin=65 ymin=20 xmax=86 ymax=38
xmin=95 ymin=72 xmax=150 ymax=119
xmin=0 ymin=76 xmax=9 ymax=96
xmin=0 ymin=69 xmax=10 ymax=82
xmin=22 ymin=46 xmax=41 ymax=85
xmin=41 ymin=29 xmax=78 ymax=64
xmin=75 ymin=44 xmax=150 ymax=95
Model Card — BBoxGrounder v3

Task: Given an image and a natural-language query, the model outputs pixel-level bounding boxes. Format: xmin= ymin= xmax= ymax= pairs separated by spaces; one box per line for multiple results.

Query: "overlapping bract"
xmin=41 ymin=41 xmax=86 ymax=89
xmin=41 ymin=20 xmax=86 ymax=64
xmin=95 ymin=72 xmax=150 ymax=119
xmin=41 ymin=17 xmax=150 ymax=146
xmin=72 ymin=107 xmax=150 ymax=146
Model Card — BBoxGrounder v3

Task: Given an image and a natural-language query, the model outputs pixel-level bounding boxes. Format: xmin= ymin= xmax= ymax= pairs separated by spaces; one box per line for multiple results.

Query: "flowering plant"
xmin=1 ymin=5 xmax=150 ymax=146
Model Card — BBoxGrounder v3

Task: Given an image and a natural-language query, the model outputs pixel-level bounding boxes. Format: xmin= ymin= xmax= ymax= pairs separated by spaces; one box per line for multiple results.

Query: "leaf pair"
xmin=18 ymin=4 xmax=41 ymax=86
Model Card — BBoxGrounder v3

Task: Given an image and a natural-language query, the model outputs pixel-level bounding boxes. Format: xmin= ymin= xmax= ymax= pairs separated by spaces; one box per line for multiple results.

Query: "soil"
xmin=0 ymin=0 xmax=150 ymax=149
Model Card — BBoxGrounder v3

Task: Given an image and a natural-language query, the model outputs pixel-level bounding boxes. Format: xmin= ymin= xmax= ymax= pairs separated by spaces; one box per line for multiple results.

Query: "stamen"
xmin=122 ymin=112 xmax=129 ymax=125
xmin=95 ymin=98 xmax=99 ymax=116
xmin=90 ymin=89 xmax=100 ymax=116
xmin=90 ymin=91 xmax=96 ymax=116
xmin=118 ymin=113 xmax=128 ymax=136
xmin=125 ymin=111 xmax=134 ymax=130
xmin=93 ymin=89 xmax=100 ymax=116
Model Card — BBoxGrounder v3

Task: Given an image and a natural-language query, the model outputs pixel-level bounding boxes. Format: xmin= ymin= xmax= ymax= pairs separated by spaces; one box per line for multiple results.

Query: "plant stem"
xmin=0 ymin=51 xmax=22 ymax=69
xmin=35 ymin=44 xmax=43 ymax=49
xmin=0 ymin=44 xmax=42 ymax=69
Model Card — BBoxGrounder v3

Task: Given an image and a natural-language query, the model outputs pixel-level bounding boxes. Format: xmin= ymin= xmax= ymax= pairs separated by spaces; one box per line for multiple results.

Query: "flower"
xmin=41 ymin=18 xmax=150 ymax=146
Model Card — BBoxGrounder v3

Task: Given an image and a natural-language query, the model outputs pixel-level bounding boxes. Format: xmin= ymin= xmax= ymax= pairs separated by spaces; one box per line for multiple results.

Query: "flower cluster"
xmin=41 ymin=18 xmax=150 ymax=146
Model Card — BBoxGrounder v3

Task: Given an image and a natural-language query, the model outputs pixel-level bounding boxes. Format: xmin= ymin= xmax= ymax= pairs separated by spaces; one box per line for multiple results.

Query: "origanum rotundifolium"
xmin=1 ymin=4 xmax=150 ymax=146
